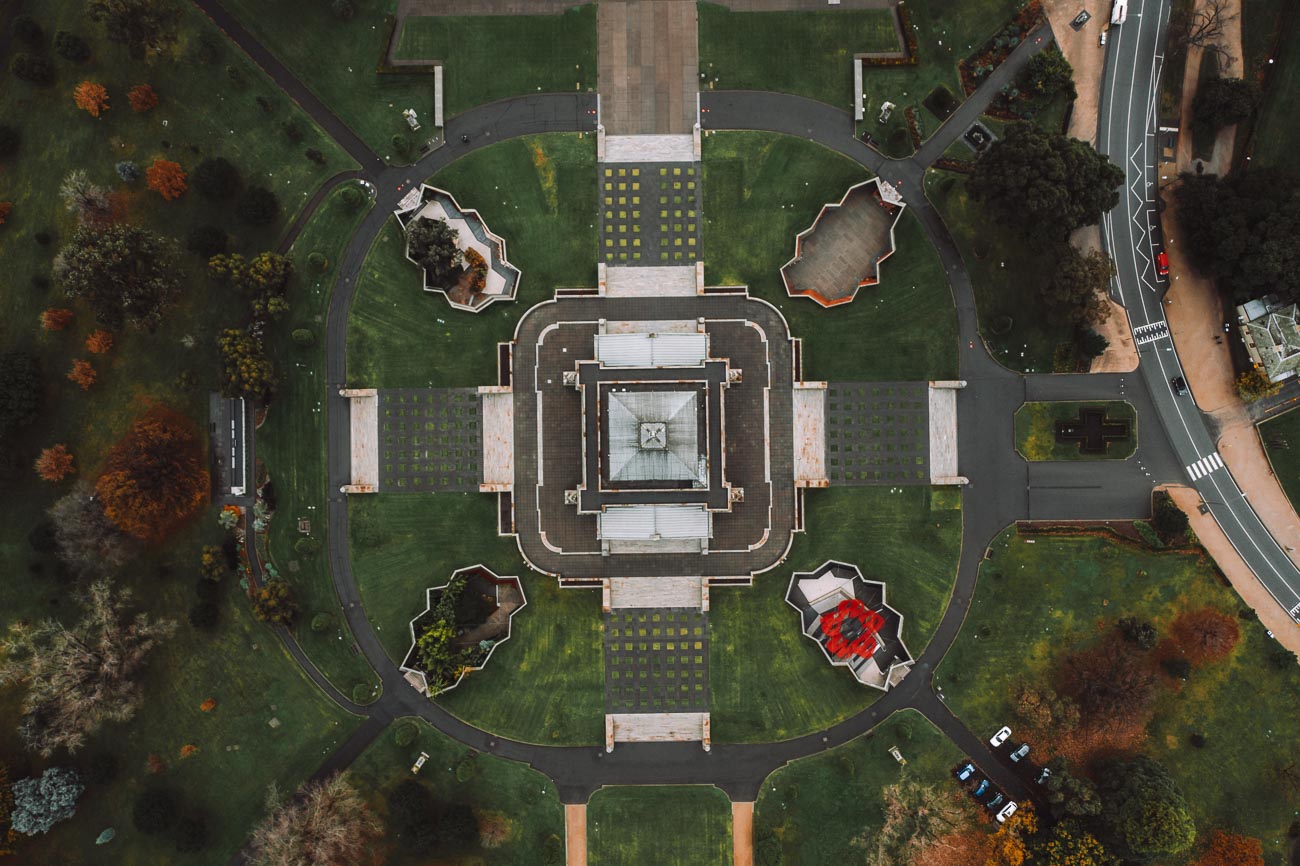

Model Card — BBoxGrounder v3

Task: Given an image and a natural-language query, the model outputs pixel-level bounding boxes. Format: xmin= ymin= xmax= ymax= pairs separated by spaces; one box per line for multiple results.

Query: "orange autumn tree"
xmin=67 ymin=359 xmax=97 ymax=390
xmin=1171 ymin=607 xmax=1240 ymax=665
xmin=1194 ymin=831 xmax=1264 ymax=866
xmin=73 ymin=80 xmax=110 ymax=117
xmin=41 ymin=308 xmax=75 ymax=331
xmin=35 ymin=445 xmax=76 ymax=482
xmin=146 ymin=158 xmax=187 ymax=201
xmin=0 ymin=201 xmax=11 ymax=225
xmin=86 ymin=329 xmax=114 ymax=354
xmin=127 ymin=84 xmax=158 ymax=113
xmin=96 ymin=405 xmax=208 ymax=543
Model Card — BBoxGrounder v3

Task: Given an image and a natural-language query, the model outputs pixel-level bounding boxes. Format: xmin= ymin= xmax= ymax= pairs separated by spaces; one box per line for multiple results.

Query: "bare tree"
xmin=0 ymin=580 xmax=175 ymax=756
xmin=58 ymin=170 xmax=111 ymax=224
xmin=47 ymin=481 xmax=136 ymax=580
xmin=250 ymin=773 xmax=384 ymax=866
xmin=859 ymin=775 xmax=975 ymax=866
xmin=1169 ymin=0 xmax=1238 ymax=69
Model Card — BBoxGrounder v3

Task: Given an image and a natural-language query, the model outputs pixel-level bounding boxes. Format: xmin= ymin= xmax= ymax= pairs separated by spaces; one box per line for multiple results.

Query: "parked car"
xmin=997 ymin=802 xmax=1019 ymax=823
xmin=1171 ymin=376 xmax=1189 ymax=396
xmin=957 ymin=763 xmax=975 ymax=782
xmin=986 ymin=794 xmax=1005 ymax=810
xmin=1036 ymin=767 xmax=1052 ymax=785
xmin=974 ymin=779 xmax=989 ymax=797
xmin=1010 ymin=744 xmax=1030 ymax=763
xmin=1099 ymin=29 xmax=1107 ymax=45
xmin=990 ymin=726 xmax=1012 ymax=748
xmin=1157 ymin=250 xmax=1170 ymax=276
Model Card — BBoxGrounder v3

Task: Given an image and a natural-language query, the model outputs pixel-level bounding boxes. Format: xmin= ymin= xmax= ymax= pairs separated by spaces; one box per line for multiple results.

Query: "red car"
xmin=1157 ymin=251 xmax=1170 ymax=277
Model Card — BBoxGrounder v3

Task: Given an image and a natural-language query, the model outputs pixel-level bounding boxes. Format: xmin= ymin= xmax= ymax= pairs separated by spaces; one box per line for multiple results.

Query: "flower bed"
xmin=957 ymin=0 xmax=1045 ymax=96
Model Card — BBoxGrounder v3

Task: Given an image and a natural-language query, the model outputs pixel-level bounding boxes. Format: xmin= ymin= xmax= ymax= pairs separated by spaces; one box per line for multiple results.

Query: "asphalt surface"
xmin=1096 ymin=0 xmax=1300 ymax=621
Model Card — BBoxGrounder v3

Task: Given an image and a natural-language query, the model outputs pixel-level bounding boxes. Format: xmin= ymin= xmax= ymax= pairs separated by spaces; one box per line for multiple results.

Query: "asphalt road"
xmin=1097 ymin=0 xmax=1300 ymax=622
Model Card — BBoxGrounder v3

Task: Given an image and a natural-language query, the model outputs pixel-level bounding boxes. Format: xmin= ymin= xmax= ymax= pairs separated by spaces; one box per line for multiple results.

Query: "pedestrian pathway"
xmin=597 ymin=0 xmax=699 ymax=135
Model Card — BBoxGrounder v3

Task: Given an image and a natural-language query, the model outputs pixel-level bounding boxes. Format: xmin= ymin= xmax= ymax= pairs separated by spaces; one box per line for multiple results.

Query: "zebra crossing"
xmin=1186 ymin=452 xmax=1224 ymax=481
xmin=1133 ymin=321 xmax=1170 ymax=345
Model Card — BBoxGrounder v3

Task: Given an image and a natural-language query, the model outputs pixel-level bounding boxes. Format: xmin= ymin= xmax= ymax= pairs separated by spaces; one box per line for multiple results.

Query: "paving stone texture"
xmin=826 ymin=382 xmax=930 ymax=485
xmin=597 ymin=0 xmax=699 ymax=135
xmin=601 ymin=162 xmax=701 ymax=266
xmin=378 ymin=388 xmax=482 ymax=492
xmin=604 ymin=608 xmax=710 ymax=713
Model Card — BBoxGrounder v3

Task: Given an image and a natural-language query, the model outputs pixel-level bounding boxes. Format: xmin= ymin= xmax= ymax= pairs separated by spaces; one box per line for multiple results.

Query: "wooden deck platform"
xmin=793 ymin=382 xmax=828 ymax=487
xmin=342 ymin=388 xmax=379 ymax=493
xmin=479 ymin=386 xmax=514 ymax=492
xmin=606 ymin=712 xmax=710 ymax=748
xmin=928 ymin=381 xmax=966 ymax=485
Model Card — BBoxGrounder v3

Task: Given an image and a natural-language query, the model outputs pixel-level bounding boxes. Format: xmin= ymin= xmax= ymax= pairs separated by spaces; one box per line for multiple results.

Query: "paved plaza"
xmin=597 ymin=0 xmax=699 ymax=135
xmin=604 ymin=608 xmax=710 ymax=714
xmin=378 ymin=388 xmax=482 ymax=492
xmin=825 ymin=382 xmax=930 ymax=485
xmin=601 ymin=162 xmax=700 ymax=265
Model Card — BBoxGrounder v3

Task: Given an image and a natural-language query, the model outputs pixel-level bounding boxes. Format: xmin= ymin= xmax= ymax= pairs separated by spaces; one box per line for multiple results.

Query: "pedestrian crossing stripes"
xmin=1185 ymin=452 xmax=1224 ymax=480
xmin=1133 ymin=321 xmax=1170 ymax=345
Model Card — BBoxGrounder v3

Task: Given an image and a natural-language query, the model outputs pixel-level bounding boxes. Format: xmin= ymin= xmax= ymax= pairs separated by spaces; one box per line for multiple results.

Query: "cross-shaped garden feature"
xmin=1055 ymin=406 xmax=1131 ymax=455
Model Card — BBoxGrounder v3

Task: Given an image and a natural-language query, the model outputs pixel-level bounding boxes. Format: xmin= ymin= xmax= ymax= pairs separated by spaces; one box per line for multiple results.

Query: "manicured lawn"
xmin=711 ymin=487 xmax=961 ymax=743
xmin=1014 ymin=400 xmax=1137 ymax=461
xmin=257 ymin=180 xmax=382 ymax=703
xmin=347 ymin=133 xmax=596 ymax=388
xmin=698 ymin=4 xmax=898 ymax=109
xmin=395 ymin=8 xmax=596 ymax=117
xmin=1250 ymin=2 xmax=1300 ymax=171
xmin=925 ymin=170 xmax=1072 ymax=373
xmin=934 ymin=528 xmax=1300 ymax=863
xmin=587 ymin=786 xmax=733 ymax=866
xmin=218 ymin=0 xmax=597 ymax=159
xmin=753 ymin=710 xmax=965 ymax=862
xmin=349 ymin=495 xmax=605 ymax=745
xmin=703 ymin=132 xmax=958 ymax=382
xmin=1260 ymin=407 xmax=1300 ymax=515
xmin=347 ymin=718 xmax=564 ymax=865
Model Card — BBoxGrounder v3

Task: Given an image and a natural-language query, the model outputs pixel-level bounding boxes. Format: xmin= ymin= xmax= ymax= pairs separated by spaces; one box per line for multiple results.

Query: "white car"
xmin=996 ymin=801 xmax=1018 ymax=824
xmin=990 ymin=726 xmax=1012 ymax=748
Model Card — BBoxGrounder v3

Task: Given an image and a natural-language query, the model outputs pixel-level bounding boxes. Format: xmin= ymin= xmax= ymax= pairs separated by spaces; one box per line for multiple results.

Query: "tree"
xmin=1237 ymin=369 xmax=1280 ymax=402
xmin=0 ymin=201 xmax=11 ymax=226
xmin=1077 ymin=327 xmax=1109 ymax=362
xmin=188 ymin=601 xmax=220 ymax=630
xmin=54 ymin=30 xmax=92 ymax=62
xmin=217 ymin=328 xmax=275 ymax=400
xmin=47 ymin=481 xmax=136 ymax=579
xmin=0 ymin=580 xmax=175 ymax=756
xmin=1193 ymin=76 xmax=1258 ymax=131
xmin=11 ymin=14 xmax=44 ymax=46
xmin=95 ymin=405 xmax=208 ymax=543
xmin=9 ymin=768 xmax=83 ymax=835
xmin=1170 ymin=607 xmax=1239 ymax=664
xmin=87 ymin=0 xmax=180 ymax=60
xmin=251 ymin=579 xmax=298 ymax=626
xmin=0 ymin=352 xmax=42 ymax=436
xmin=10 ymin=54 xmax=55 ymax=86
xmin=1117 ymin=616 xmax=1158 ymax=649
xmin=1097 ymin=756 xmax=1195 ymax=860
xmin=406 ymin=217 xmax=463 ymax=284
xmin=208 ymin=251 xmax=292 ymax=318
xmin=133 ymin=787 xmax=177 ymax=834
xmin=1019 ymin=45 xmax=1076 ymax=99
xmin=67 ymin=359 xmax=97 ymax=390
xmin=237 ymin=185 xmax=280 ymax=225
xmin=35 ymin=445 xmax=76 ymax=482
xmin=969 ymin=123 xmax=1124 ymax=240
xmin=186 ymin=224 xmax=228 ymax=258
xmin=73 ymin=81 xmax=110 ymax=117
xmin=146 ymin=158 xmax=187 ymax=201
xmin=1059 ymin=642 xmax=1156 ymax=721
xmin=1169 ymin=0 xmax=1238 ymax=68
xmin=1041 ymin=758 xmax=1102 ymax=819
xmin=193 ymin=156 xmax=240 ymax=200
xmin=55 ymin=223 xmax=182 ymax=331
xmin=1014 ymin=683 xmax=1079 ymax=735
xmin=41 ymin=308 xmax=75 ymax=331
xmin=127 ymin=83 xmax=158 ymax=113
xmin=862 ymin=775 xmax=974 ymax=866
xmin=199 ymin=544 xmax=225 ymax=580
xmin=1151 ymin=492 xmax=1189 ymax=540
xmin=250 ymin=773 xmax=383 ymax=866
xmin=59 ymin=169 xmax=111 ymax=223
xmin=0 ymin=124 xmax=20 ymax=159
xmin=86 ymin=329 xmax=114 ymax=354
xmin=1193 ymin=830 xmax=1264 ymax=866
xmin=116 ymin=159 xmax=141 ymax=182
xmin=386 ymin=780 xmax=438 ymax=849
xmin=1035 ymin=821 xmax=1116 ymax=866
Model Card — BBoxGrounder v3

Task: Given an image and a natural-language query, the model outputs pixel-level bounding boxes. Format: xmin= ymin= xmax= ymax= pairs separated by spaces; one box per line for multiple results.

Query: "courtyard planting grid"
xmin=600 ymin=161 xmax=701 ymax=266
xmin=377 ymin=388 xmax=482 ymax=492
xmin=825 ymin=381 xmax=929 ymax=485
xmin=603 ymin=608 xmax=709 ymax=713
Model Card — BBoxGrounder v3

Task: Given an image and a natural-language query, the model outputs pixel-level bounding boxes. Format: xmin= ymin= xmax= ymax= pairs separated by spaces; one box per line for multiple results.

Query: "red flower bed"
xmin=819 ymin=598 xmax=885 ymax=660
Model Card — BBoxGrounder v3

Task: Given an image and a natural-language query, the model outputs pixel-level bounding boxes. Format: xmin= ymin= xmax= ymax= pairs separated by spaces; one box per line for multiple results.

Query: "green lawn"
xmin=349 ymin=495 xmax=604 ymax=745
xmin=256 ymin=180 xmax=383 ymax=704
xmin=753 ymin=710 xmax=965 ymax=863
xmin=1260 ymin=407 xmax=1300 ymax=515
xmin=217 ymin=0 xmax=596 ymax=159
xmin=711 ymin=487 xmax=961 ymax=743
xmin=347 ymin=718 xmax=564 ymax=865
xmin=934 ymin=528 xmax=1300 ymax=864
xmin=587 ymin=786 xmax=733 ymax=866
xmin=1250 ymin=2 xmax=1300 ymax=171
xmin=1014 ymin=400 xmax=1137 ymax=461
xmin=347 ymin=133 xmax=596 ymax=388
xmin=394 ymin=9 xmax=596 ymax=117
xmin=925 ymin=170 xmax=1073 ymax=373
xmin=703 ymin=132 xmax=958 ymax=382
xmin=698 ymin=3 xmax=899 ymax=109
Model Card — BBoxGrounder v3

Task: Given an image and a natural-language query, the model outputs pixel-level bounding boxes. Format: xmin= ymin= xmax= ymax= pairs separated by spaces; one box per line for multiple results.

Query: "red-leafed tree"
xmin=67 ymin=359 xmax=97 ymax=390
xmin=41 ymin=308 xmax=75 ymax=331
xmin=146 ymin=158 xmax=186 ymax=201
xmin=1193 ymin=831 xmax=1263 ymax=866
xmin=35 ymin=445 xmax=76 ymax=482
xmin=127 ymin=83 xmax=158 ymax=113
xmin=1171 ymin=607 xmax=1240 ymax=665
xmin=0 ymin=201 xmax=11 ymax=225
xmin=73 ymin=81 xmax=110 ymax=117
xmin=85 ymin=330 xmax=114 ymax=354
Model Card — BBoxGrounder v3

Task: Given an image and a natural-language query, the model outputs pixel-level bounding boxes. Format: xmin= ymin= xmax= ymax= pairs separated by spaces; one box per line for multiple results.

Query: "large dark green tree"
xmin=0 ymin=352 xmax=42 ymax=437
xmin=1040 ymin=246 xmax=1115 ymax=325
xmin=86 ymin=0 xmax=180 ymax=60
xmin=192 ymin=157 xmax=241 ymax=201
xmin=406 ymin=217 xmax=462 ymax=285
xmin=1098 ymin=756 xmax=1196 ymax=860
xmin=969 ymin=122 xmax=1124 ymax=239
xmin=1193 ymin=76 xmax=1258 ymax=131
xmin=54 ymin=224 xmax=182 ymax=332
xmin=1019 ymin=45 xmax=1076 ymax=99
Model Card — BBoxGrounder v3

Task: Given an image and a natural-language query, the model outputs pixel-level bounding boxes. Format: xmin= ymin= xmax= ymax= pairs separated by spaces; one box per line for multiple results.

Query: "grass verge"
xmin=587 ymin=785 xmax=733 ymax=866
xmin=1259 ymin=406 xmax=1300 ymax=516
xmin=1013 ymin=400 xmax=1137 ymax=461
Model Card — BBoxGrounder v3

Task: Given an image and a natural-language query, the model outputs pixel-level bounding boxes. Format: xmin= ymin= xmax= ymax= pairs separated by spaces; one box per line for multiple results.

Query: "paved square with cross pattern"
xmin=825 ymin=382 xmax=930 ymax=485
xmin=378 ymin=388 xmax=482 ymax=492
xmin=604 ymin=608 xmax=709 ymax=713
xmin=601 ymin=162 xmax=700 ymax=266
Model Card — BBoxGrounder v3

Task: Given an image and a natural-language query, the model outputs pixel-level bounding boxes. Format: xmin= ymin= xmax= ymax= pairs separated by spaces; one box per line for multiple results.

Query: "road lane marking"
xmin=1186 ymin=452 xmax=1224 ymax=481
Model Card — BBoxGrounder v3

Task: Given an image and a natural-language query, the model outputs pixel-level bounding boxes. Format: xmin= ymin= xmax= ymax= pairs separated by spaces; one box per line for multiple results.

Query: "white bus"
xmin=1110 ymin=0 xmax=1128 ymax=24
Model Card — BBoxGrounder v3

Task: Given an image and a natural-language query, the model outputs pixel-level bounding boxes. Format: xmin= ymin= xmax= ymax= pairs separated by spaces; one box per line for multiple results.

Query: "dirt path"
xmin=1176 ymin=0 xmax=1244 ymax=173
xmin=732 ymin=801 xmax=754 ymax=866
xmin=566 ymin=804 xmax=588 ymax=866
xmin=1043 ymin=0 xmax=1109 ymax=145
xmin=1165 ymin=486 xmax=1300 ymax=655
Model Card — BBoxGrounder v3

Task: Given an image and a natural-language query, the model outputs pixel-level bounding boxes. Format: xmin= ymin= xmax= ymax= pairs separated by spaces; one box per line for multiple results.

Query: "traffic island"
xmin=1014 ymin=400 xmax=1137 ymax=461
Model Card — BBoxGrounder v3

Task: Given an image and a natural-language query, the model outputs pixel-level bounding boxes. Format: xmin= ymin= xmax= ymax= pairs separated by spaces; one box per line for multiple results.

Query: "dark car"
xmin=1171 ymin=376 xmax=1189 ymax=396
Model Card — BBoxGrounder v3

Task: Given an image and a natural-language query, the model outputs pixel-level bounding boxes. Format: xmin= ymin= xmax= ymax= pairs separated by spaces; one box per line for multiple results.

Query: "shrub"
xmin=0 ymin=124 xmax=20 ymax=159
xmin=454 ymin=754 xmax=478 ymax=782
xmin=12 ymin=53 xmax=56 ymax=86
xmin=86 ymin=330 xmax=114 ymax=354
xmin=10 ymin=767 xmax=83 ymax=835
xmin=251 ymin=578 xmax=298 ymax=625
xmin=186 ymin=224 xmax=228 ymax=259
xmin=305 ymin=147 xmax=325 ymax=165
xmin=291 ymin=328 xmax=316 ymax=347
xmin=127 ymin=83 xmax=159 ymax=113
xmin=237 ymin=185 xmax=280 ymax=225
xmin=54 ymin=31 xmax=91 ymax=63
xmin=307 ymin=251 xmax=328 ymax=272
xmin=283 ymin=119 xmax=305 ymax=143
xmin=338 ymin=185 xmax=363 ymax=210
xmin=294 ymin=535 xmax=322 ymax=557
xmin=1117 ymin=616 xmax=1157 ymax=650
xmin=133 ymin=788 xmax=178 ymax=834
xmin=67 ymin=359 xmax=97 ymax=390
xmin=193 ymin=156 xmax=240 ymax=201
xmin=1268 ymin=645 xmax=1298 ymax=670
xmin=116 ymin=159 xmax=141 ymax=182
xmin=12 ymin=15 xmax=44 ymax=46
xmin=41 ymin=308 xmax=74 ymax=331
xmin=310 ymin=612 xmax=333 ymax=632
xmin=351 ymin=683 xmax=372 ymax=703
xmin=394 ymin=721 xmax=419 ymax=747
xmin=1133 ymin=520 xmax=1164 ymax=549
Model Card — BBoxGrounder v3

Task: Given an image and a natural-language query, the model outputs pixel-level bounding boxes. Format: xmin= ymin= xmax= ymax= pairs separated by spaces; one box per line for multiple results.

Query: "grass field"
xmin=703 ymin=132 xmax=958 ymax=382
xmin=1249 ymin=2 xmax=1300 ymax=171
xmin=934 ymin=528 xmax=1300 ymax=863
xmin=256 ymin=180 xmax=383 ymax=703
xmin=348 ymin=495 xmax=605 ymax=745
xmin=587 ymin=786 xmax=733 ymax=866
xmin=1014 ymin=400 xmax=1137 ymax=461
xmin=346 ymin=134 xmax=596 ymax=388
xmin=711 ymin=487 xmax=961 ymax=743
xmin=347 ymin=718 xmax=564 ymax=865
xmin=1260 ymin=407 xmax=1300 ymax=515
xmin=925 ymin=171 xmax=1073 ymax=373
xmin=754 ymin=710 xmax=965 ymax=862
xmin=217 ymin=0 xmax=596 ymax=159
